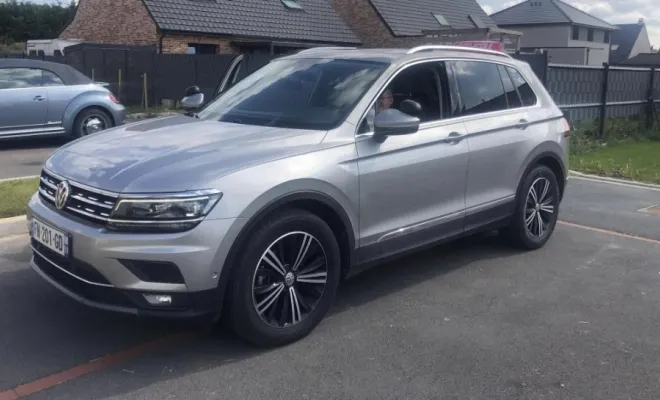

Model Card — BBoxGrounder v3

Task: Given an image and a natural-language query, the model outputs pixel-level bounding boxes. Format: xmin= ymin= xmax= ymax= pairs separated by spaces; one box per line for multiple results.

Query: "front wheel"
xmin=226 ymin=209 xmax=341 ymax=347
xmin=504 ymin=165 xmax=560 ymax=250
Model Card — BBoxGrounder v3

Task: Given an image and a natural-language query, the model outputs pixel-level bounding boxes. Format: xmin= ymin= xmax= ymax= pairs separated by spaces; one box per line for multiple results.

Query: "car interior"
xmin=358 ymin=62 xmax=454 ymax=134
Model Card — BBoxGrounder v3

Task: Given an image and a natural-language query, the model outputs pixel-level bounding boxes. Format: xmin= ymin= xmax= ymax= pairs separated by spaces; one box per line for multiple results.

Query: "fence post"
xmin=647 ymin=67 xmax=656 ymax=130
xmin=118 ymin=69 xmax=122 ymax=101
xmin=143 ymin=73 xmax=149 ymax=112
xmin=542 ymin=50 xmax=549 ymax=86
xmin=598 ymin=62 xmax=610 ymax=138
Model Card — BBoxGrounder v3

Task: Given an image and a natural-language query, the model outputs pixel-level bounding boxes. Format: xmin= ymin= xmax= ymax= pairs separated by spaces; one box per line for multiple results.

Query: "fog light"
xmin=143 ymin=294 xmax=173 ymax=306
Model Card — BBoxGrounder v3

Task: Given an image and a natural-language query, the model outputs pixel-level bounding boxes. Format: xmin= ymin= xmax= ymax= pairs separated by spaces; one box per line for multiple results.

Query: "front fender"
xmin=63 ymin=89 xmax=118 ymax=133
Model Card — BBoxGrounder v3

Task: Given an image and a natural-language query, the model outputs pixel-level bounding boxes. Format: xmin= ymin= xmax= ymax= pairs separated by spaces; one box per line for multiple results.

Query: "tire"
xmin=504 ymin=165 xmax=560 ymax=250
xmin=225 ymin=209 xmax=341 ymax=347
xmin=71 ymin=108 xmax=113 ymax=139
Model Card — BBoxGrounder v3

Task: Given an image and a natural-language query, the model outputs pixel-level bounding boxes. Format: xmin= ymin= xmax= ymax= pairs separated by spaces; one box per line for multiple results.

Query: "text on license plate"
xmin=31 ymin=218 xmax=70 ymax=258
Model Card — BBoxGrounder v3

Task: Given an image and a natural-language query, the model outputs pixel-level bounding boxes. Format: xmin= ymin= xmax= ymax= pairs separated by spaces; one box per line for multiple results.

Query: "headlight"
xmin=107 ymin=190 xmax=222 ymax=233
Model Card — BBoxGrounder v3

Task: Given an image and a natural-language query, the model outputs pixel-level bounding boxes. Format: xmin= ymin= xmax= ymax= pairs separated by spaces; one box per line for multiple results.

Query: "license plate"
xmin=31 ymin=218 xmax=70 ymax=258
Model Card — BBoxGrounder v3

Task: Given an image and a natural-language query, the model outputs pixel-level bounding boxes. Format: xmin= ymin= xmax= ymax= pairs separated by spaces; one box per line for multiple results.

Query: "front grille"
xmin=32 ymin=239 xmax=111 ymax=285
xmin=39 ymin=169 xmax=118 ymax=225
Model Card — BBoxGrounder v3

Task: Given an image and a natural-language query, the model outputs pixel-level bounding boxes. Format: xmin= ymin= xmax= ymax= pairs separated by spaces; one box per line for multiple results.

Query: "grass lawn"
xmin=0 ymin=178 xmax=39 ymax=218
xmin=570 ymin=140 xmax=660 ymax=184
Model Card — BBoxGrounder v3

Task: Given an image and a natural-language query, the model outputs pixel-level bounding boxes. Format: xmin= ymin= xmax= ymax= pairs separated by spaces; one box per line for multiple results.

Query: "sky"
xmin=478 ymin=0 xmax=659 ymax=48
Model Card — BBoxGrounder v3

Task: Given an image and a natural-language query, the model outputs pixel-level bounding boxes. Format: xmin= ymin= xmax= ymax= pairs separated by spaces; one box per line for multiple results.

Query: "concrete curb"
xmin=0 ymin=215 xmax=28 ymax=238
xmin=569 ymin=170 xmax=660 ymax=190
xmin=0 ymin=175 xmax=39 ymax=183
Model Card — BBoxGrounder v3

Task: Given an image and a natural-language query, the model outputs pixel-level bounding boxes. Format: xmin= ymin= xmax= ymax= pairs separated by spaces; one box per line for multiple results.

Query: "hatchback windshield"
xmin=197 ymin=57 xmax=389 ymax=130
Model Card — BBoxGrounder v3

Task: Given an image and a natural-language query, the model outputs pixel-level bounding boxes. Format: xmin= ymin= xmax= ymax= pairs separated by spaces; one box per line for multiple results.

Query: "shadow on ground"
xmin=8 ymin=232 xmax=521 ymax=398
xmin=0 ymin=137 xmax=66 ymax=152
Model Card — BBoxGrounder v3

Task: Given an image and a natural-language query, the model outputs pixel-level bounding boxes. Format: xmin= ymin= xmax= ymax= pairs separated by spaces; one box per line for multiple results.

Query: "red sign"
xmin=454 ymin=41 xmax=504 ymax=51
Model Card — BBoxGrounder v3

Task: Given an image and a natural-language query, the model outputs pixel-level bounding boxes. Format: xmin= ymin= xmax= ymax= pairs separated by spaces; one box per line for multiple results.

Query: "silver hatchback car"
xmin=27 ymin=45 xmax=569 ymax=346
xmin=0 ymin=58 xmax=125 ymax=140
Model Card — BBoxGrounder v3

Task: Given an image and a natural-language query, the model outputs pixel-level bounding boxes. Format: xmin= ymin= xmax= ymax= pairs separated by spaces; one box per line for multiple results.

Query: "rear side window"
xmin=497 ymin=65 xmax=522 ymax=108
xmin=451 ymin=61 xmax=508 ymax=116
xmin=506 ymin=66 xmax=537 ymax=107
xmin=42 ymin=70 xmax=64 ymax=86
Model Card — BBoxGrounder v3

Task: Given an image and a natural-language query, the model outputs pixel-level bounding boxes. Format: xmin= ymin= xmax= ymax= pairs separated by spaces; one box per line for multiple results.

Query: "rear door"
xmin=0 ymin=68 xmax=48 ymax=137
xmin=449 ymin=60 xmax=538 ymax=231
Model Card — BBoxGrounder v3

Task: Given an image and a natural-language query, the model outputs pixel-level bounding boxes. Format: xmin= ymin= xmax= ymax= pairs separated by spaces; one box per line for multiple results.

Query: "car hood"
xmin=45 ymin=115 xmax=327 ymax=193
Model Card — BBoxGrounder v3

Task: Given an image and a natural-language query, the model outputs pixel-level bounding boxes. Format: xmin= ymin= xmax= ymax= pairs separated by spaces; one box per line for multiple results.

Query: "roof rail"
xmin=407 ymin=45 xmax=513 ymax=59
xmin=296 ymin=46 xmax=358 ymax=55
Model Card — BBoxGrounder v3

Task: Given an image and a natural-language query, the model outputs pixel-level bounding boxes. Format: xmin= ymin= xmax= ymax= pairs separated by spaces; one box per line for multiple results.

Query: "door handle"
xmin=516 ymin=119 xmax=529 ymax=130
xmin=444 ymin=131 xmax=464 ymax=144
xmin=33 ymin=95 xmax=45 ymax=101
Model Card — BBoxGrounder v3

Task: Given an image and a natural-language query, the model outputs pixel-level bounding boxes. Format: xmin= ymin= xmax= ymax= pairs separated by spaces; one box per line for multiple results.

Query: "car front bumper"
xmin=26 ymin=192 xmax=240 ymax=317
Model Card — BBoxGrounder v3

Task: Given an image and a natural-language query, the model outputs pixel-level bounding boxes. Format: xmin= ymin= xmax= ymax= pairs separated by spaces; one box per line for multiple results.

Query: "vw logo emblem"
xmin=284 ymin=272 xmax=296 ymax=287
xmin=55 ymin=181 xmax=71 ymax=210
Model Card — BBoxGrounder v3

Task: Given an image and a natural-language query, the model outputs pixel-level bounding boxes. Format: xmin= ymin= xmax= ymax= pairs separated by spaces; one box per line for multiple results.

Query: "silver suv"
xmin=27 ymin=45 xmax=569 ymax=346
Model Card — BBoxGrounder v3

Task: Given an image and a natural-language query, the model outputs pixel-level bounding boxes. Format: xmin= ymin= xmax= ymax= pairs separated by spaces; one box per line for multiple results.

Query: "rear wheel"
xmin=226 ymin=209 xmax=340 ymax=347
xmin=504 ymin=165 xmax=560 ymax=250
xmin=72 ymin=108 xmax=112 ymax=139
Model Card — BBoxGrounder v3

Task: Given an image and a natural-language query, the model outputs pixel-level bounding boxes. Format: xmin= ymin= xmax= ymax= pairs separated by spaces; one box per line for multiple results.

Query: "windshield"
xmin=197 ymin=58 xmax=389 ymax=131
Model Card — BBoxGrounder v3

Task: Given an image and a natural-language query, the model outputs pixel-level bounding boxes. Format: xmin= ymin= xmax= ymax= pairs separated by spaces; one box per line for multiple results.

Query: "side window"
xmin=359 ymin=61 xmax=450 ymax=133
xmin=497 ymin=65 xmax=522 ymax=108
xmin=0 ymin=68 xmax=42 ymax=89
xmin=42 ymin=70 xmax=64 ymax=86
xmin=506 ymin=66 xmax=537 ymax=107
xmin=452 ymin=61 xmax=508 ymax=116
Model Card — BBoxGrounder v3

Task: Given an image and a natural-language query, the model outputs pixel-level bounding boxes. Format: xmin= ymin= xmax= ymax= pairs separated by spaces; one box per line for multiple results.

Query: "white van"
xmin=25 ymin=39 xmax=84 ymax=56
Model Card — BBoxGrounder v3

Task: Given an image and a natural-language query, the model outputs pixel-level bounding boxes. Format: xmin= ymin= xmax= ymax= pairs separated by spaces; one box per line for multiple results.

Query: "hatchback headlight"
xmin=108 ymin=190 xmax=222 ymax=233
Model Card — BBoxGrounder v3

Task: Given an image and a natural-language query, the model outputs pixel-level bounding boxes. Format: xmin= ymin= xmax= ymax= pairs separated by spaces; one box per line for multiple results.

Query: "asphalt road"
xmin=0 ymin=118 xmax=138 ymax=181
xmin=0 ymin=138 xmax=62 ymax=180
xmin=0 ymin=178 xmax=659 ymax=399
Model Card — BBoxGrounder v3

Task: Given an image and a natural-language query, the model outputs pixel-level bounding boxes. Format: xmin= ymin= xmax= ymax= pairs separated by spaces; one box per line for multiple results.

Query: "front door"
xmin=0 ymin=68 xmax=48 ymax=137
xmin=356 ymin=60 xmax=469 ymax=263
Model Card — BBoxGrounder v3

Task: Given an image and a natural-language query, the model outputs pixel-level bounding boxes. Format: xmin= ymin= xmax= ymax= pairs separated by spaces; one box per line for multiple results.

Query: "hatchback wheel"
xmin=505 ymin=165 xmax=560 ymax=250
xmin=72 ymin=108 xmax=112 ymax=138
xmin=226 ymin=209 xmax=340 ymax=347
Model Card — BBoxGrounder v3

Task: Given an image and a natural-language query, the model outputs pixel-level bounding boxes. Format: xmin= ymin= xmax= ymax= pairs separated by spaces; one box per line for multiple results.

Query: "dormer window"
xmin=433 ymin=13 xmax=451 ymax=27
xmin=281 ymin=0 xmax=302 ymax=10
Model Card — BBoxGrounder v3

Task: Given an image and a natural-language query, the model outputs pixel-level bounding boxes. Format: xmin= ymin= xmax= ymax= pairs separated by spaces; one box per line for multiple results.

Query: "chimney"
xmin=638 ymin=18 xmax=644 ymax=25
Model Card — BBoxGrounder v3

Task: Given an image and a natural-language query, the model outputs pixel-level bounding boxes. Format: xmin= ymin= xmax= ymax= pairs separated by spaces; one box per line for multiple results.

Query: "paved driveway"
xmin=0 ymin=178 xmax=659 ymax=399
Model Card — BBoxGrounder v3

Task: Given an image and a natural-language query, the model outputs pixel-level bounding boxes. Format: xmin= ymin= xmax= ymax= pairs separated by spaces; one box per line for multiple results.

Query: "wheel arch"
xmin=516 ymin=144 xmax=567 ymax=201
xmin=215 ymin=191 xmax=356 ymax=315
xmin=63 ymin=91 xmax=116 ymax=134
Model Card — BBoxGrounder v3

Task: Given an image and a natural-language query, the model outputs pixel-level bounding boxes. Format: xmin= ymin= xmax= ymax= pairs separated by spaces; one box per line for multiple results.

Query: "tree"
xmin=0 ymin=0 xmax=76 ymax=45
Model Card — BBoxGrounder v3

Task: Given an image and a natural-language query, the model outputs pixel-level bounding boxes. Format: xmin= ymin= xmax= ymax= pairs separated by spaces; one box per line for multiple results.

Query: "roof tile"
xmin=368 ymin=0 xmax=497 ymax=37
xmin=491 ymin=0 xmax=617 ymax=31
xmin=143 ymin=0 xmax=361 ymax=44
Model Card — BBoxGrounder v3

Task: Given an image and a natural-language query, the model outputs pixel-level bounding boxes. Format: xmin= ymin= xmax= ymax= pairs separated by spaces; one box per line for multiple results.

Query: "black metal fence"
xmin=3 ymin=48 xmax=659 ymax=134
xmin=546 ymin=63 xmax=660 ymax=135
xmin=0 ymin=46 xmax=273 ymax=107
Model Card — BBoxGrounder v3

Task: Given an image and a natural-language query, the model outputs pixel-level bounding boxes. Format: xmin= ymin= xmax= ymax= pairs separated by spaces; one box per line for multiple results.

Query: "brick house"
xmin=59 ymin=0 xmax=506 ymax=54
xmin=490 ymin=0 xmax=618 ymax=66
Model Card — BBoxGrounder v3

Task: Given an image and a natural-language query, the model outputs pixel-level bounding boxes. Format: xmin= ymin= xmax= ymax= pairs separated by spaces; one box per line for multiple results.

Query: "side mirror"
xmin=373 ymin=108 xmax=420 ymax=139
xmin=181 ymin=86 xmax=204 ymax=110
